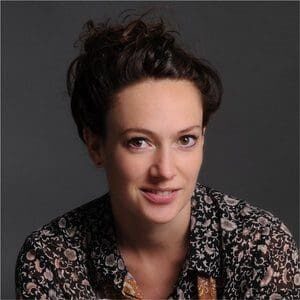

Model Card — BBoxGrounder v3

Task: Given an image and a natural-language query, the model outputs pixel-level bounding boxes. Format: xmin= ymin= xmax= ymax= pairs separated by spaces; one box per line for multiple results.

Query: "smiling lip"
xmin=140 ymin=188 xmax=180 ymax=204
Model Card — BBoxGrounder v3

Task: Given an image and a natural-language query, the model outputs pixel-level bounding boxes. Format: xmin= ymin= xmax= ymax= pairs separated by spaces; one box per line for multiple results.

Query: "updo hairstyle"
xmin=67 ymin=16 xmax=223 ymax=143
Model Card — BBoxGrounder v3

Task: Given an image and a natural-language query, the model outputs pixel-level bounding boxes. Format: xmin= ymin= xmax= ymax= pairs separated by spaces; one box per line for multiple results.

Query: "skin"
xmin=84 ymin=78 xmax=205 ymax=298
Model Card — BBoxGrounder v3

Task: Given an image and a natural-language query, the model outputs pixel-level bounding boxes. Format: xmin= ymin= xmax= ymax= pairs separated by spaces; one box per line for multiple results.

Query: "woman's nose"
xmin=149 ymin=147 xmax=176 ymax=180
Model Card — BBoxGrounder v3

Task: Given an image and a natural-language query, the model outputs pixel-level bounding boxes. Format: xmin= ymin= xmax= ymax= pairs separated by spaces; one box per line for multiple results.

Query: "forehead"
xmin=107 ymin=79 xmax=203 ymax=133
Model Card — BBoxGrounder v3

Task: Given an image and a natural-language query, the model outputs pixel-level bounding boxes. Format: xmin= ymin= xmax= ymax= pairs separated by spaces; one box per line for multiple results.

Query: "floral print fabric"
xmin=15 ymin=183 xmax=300 ymax=299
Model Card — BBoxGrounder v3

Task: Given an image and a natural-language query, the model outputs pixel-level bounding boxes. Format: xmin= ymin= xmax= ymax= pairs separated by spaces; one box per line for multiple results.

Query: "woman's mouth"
xmin=140 ymin=189 xmax=180 ymax=204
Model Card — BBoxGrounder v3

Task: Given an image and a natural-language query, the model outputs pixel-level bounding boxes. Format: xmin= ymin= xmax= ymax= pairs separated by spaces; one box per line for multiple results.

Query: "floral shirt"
xmin=15 ymin=183 xmax=300 ymax=299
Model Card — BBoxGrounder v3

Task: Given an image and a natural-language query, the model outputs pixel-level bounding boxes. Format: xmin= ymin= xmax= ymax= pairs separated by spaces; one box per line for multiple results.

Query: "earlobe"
xmin=202 ymin=127 xmax=206 ymax=146
xmin=83 ymin=128 xmax=104 ymax=167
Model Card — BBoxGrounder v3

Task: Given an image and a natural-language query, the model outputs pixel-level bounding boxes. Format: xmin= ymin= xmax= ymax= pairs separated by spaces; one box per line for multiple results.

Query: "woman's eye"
xmin=127 ymin=137 xmax=150 ymax=149
xmin=178 ymin=135 xmax=198 ymax=147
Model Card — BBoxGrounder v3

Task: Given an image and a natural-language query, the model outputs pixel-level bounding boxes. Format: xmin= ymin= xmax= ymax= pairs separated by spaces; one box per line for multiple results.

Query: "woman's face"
xmin=86 ymin=79 xmax=205 ymax=225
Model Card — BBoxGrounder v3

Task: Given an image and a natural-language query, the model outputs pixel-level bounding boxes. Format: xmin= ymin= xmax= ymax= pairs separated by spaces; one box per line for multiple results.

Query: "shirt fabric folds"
xmin=15 ymin=183 xmax=300 ymax=299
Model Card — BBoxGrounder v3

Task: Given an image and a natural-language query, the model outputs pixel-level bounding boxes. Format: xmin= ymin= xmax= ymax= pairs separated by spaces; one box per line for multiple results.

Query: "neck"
xmin=111 ymin=202 xmax=191 ymax=260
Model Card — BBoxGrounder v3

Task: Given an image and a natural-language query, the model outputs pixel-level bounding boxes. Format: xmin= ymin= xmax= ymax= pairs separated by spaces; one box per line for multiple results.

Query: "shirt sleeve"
xmin=15 ymin=234 xmax=63 ymax=299
xmin=252 ymin=220 xmax=300 ymax=299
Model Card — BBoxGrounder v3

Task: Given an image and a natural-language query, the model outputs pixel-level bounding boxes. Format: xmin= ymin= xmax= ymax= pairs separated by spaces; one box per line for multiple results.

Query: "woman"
xmin=15 ymin=16 xmax=299 ymax=299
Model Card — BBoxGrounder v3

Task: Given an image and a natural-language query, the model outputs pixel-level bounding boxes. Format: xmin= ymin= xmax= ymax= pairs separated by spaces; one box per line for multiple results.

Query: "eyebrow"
xmin=120 ymin=125 xmax=202 ymax=137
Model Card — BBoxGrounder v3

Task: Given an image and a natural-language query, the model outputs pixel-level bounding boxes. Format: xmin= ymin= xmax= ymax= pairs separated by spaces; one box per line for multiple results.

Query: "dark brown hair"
xmin=67 ymin=16 xmax=223 ymax=143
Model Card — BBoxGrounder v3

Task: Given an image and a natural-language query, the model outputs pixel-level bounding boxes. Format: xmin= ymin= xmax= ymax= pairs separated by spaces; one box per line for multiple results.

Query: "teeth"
xmin=148 ymin=190 xmax=173 ymax=195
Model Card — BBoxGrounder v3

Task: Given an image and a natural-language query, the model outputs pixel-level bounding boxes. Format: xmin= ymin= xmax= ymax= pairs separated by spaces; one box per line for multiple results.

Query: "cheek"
xmin=106 ymin=149 xmax=149 ymax=184
xmin=188 ymin=152 xmax=203 ymax=175
xmin=180 ymin=143 xmax=204 ymax=166
xmin=104 ymin=143 xmax=204 ymax=185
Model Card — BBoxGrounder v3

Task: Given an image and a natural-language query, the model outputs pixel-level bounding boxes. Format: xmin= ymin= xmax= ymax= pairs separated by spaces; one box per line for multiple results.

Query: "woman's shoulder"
xmin=21 ymin=192 xmax=110 ymax=249
xmin=192 ymin=182 xmax=298 ymax=265
xmin=15 ymin=193 xmax=110 ymax=298
xmin=193 ymin=183 xmax=299 ymax=297
xmin=194 ymin=182 xmax=292 ymax=235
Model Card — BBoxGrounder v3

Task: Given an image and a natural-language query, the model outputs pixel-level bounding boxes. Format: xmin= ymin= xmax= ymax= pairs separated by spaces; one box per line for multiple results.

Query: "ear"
xmin=201 ymin=127 xmax=206 ymax=146
xmin=83 ymin=128 xmax=105 ymax=168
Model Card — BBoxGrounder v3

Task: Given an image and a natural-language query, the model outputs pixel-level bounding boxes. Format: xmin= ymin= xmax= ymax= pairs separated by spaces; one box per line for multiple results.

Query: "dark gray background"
xmin=2 ymin=1 xmax=299 ymax=298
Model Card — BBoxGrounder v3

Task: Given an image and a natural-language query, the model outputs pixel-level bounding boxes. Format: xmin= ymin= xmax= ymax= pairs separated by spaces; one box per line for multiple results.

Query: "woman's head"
xmin=67 ymin=15 xmax=223 ymax=225
xmin=67 ymin=16 xmax=223 ymax=143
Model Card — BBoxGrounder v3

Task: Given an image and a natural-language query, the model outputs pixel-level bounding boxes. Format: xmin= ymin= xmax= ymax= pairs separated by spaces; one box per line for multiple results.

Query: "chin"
xmin=138 ymin=194 xmax=191 ymax=225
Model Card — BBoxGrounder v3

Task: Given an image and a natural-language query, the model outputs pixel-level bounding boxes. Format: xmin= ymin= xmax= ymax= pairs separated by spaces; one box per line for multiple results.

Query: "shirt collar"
xmin=88 ymin=193 xmax=127 ymax=291
xmin=186 ymin=183 xmax=221 ymax=278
